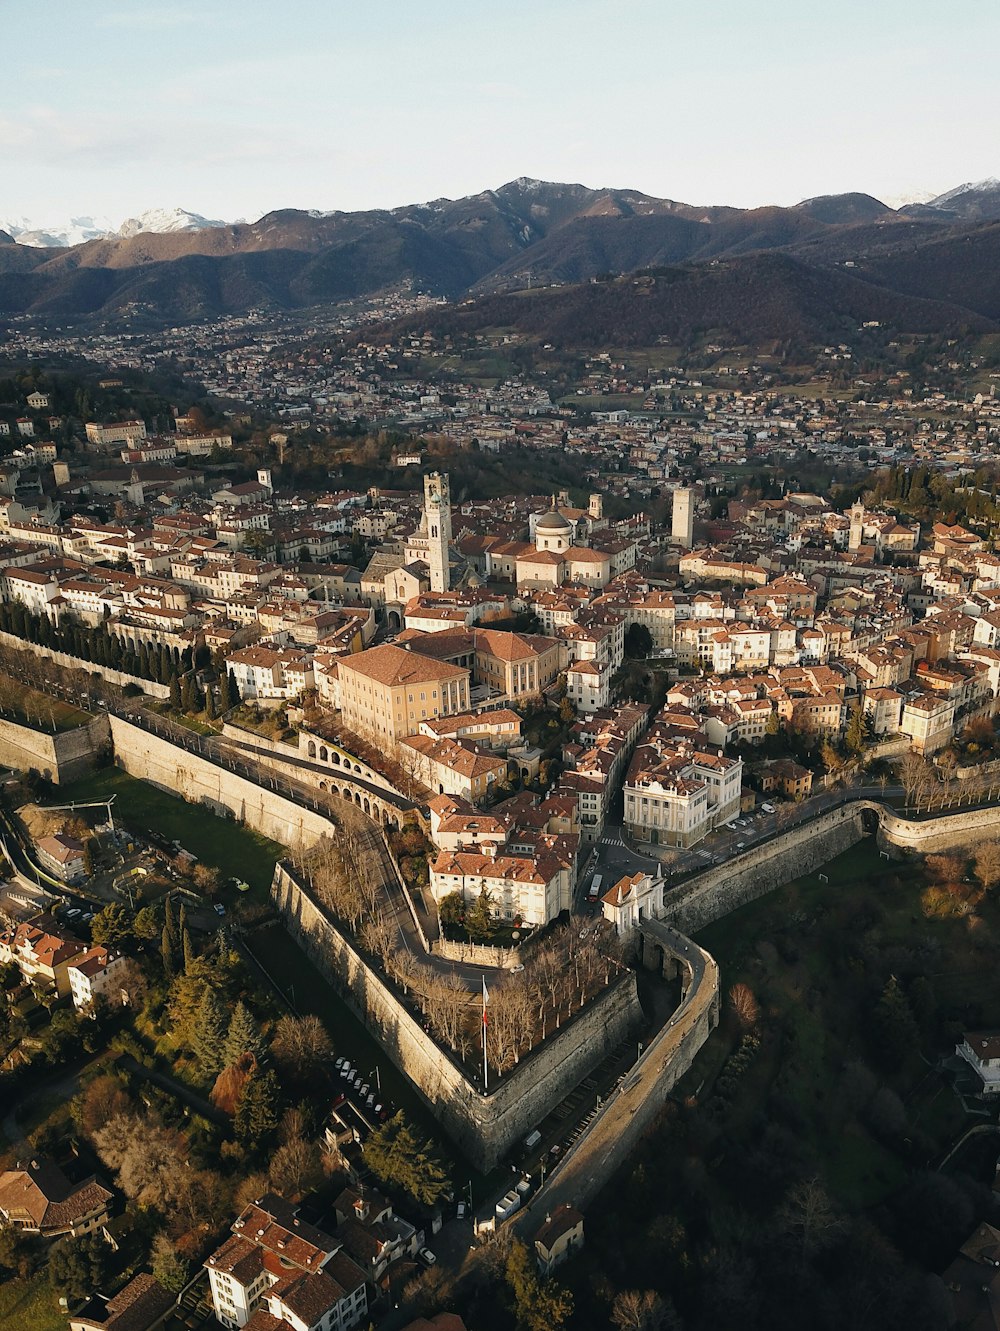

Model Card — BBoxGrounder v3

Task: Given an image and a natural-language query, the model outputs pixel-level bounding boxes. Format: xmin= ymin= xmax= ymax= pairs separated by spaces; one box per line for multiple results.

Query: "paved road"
xmin=512 ymin=918 xmax=718 ymax=1238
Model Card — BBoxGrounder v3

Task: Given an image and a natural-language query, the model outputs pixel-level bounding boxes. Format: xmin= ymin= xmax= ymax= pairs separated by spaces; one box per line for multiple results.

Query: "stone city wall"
xmin=662 ymin=803 xmax=870 ymax=933
xmin=0 ymin=712 xmax=110 ymax=785
xmin=108 ymin=715 xmax=332 ymax=852
xmin=0 ymin=631 xmax=171 ymax=699
xmin=879 ymin=803 xmax=1000 ymax=855
xmin=272 ymin=863 xmax=643 ymax=1171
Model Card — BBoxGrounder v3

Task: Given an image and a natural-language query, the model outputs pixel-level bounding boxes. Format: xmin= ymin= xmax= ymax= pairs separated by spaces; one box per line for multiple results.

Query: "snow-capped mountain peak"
xmin=116 ymin=207 xmax=227 ymax=238
xmin=928 ymin=178 xmax=1000 ymax=206
xmin=0 ymin=207 xmax=229 ymax=247
xmin=0 ymin=214 xmax=116 ymax=248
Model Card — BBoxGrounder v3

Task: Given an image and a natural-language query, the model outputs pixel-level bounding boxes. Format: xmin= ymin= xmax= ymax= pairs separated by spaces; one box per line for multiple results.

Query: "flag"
xmin=482 ymin=976 xmax=489 ymax=1028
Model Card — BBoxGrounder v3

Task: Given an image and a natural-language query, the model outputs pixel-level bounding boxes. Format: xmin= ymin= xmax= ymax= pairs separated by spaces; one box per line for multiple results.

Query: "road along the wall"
xmin=515 ymin=919 xmax=719 ymax=1233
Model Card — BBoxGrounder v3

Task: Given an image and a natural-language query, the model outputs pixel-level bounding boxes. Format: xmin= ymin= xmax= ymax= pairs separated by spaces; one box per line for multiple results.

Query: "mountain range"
xmin=5 ymin=178 xmax=1000 ymax=339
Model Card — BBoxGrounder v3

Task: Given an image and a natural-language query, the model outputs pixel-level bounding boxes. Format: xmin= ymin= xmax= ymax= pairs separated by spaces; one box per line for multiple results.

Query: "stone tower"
xmin=671 ymin=487 xmax=694 ymax=547
xmin=424 ymin=471 xmax=452 ymax=592
xmin=848 ymin=500 xmax=865 ymax=552
xmin=589 ymin=493 xmax=603 ymax=520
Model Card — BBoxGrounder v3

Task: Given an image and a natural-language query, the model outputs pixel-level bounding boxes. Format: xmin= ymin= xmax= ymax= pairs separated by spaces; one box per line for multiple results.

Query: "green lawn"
xmin=0 ymin=1268 xmax=66 ymax=1331
xmin=55 ymin=768 xmax=284 ymax=896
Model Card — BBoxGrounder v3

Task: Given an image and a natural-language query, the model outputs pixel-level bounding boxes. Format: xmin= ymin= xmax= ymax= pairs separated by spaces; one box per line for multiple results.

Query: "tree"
xmin=90 ymin=901 xmax=133 ymax=949
xmin=845 ymin=703 xmax=868 ymax=755
xmin=974 ymin=841 xmax=1000 ymax=890
xmin=191 ymin=987 xmax=228 ymax=1081
xmin=268 ymin=1135 xmax=323 ymax=1198
xmin=363 ymin=1111 xmax=450 ymax=1206
xmin=150 ymin=1231 xmax=189 ymax=1293
xmin=872 ymin=976 xmax=919 ymax=1071
xmin=612 ymin=1289 xmax=680 ymax=1331
xmin=504 ymin=1238 xmax=573 ymax=1331
xmin=224 ymin=1000 xmax=264 ymax=1066
xmin=160 ymin=925 xmax=175 ymax=978
xmin=624 ymin=622 xmax=653 ymax=660
xmin=558 ymin=696 xmax=576 ymax=724
xmin=169 ymin=674 xmax=182 ymax=710
xmin=465 ymin=888 xmax=494 ymax=943
xmin=234 ymin=1067 xmax=282 ymax=1148
xmin=72 ymin=1073 xmax=132 ymax=1141
xmin=48 ymin=1234 xmax=109 ymax=1303
xmin=271 ymin=1013 xmax=333 ymax=1081
xmin=729 ymin=982 xmax=760 ymax=1030
xmin=192 ymin=863 xmax=220 ymax=896
xmin=133 ymin=905 xmax=161 ymax=940
xmin=438 ymin=891 xmax=465 ymax=929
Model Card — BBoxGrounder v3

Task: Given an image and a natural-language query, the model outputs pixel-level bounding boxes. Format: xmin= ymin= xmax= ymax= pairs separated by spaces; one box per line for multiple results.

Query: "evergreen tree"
xmin=191 ymin=986 xmax=227 ymax=1078
xmin=160 ymin=925 xmax=174 ymax=978
xmin=219 ymin=671 xmax=232 ymax=713
xmin=204 ymin=688 xmax=216 ymax=722
xmin=169 ymin=674 xmax=182 ymax=710
xmin=362 ymin=1111 xmax=450 ymax=1206
xmin=180 ymin=675 xmax=196 ymax=714
xmin=224 ymin=1000 xmax=264 ymax=1066
xmin=234 ymin=1067 xmax=281 ymax=1148
xmin=182 ymin=926 xmax=196 ymax=973
xmin=228 ymin=670 xmax=241 ymax=706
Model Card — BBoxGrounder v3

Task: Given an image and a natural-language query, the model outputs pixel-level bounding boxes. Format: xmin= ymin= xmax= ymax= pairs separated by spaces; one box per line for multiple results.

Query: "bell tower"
xmin=424 ymin=471 xmax=452 ymax=592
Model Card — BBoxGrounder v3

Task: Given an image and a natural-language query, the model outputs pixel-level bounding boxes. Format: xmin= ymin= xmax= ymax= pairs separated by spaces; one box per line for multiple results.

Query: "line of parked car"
xmin=333 ymin=1057 xmax=388 ymax=1121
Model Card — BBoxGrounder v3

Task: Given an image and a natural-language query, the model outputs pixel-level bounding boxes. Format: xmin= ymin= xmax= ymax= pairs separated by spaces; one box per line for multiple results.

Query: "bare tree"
xmin=974 ymin=841 xmax=1000 ymax=890
xmin=612 ymin=1289 xmax=678 ymax=1331
xmin=729 ymin=982 xmax=760 ymax=1031
xmin=271 ymin=1013 xmax=334 ymax=1079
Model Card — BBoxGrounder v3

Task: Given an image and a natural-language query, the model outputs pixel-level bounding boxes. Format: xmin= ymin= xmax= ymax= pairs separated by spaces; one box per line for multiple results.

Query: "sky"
xmin=3 ymin=0 xmax=999 ymax=228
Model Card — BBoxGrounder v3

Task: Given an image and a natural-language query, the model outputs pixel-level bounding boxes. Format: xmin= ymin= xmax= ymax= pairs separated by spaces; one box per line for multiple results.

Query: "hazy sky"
xmin=4 ymin=0 xmax=999 ymax=226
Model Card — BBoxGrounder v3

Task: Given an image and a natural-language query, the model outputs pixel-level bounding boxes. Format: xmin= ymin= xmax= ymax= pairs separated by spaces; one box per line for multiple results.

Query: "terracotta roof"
xmin=339 ymin=643 xmax=467 ymax=687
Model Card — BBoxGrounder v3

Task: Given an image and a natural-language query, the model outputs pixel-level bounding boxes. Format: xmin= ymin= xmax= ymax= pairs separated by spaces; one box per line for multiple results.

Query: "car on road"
xmin=457 ymin=1201 xmax=467 ymax=1219
xmin=214 ymin=903 xmax=226 ymax=916
xmin=418 ymin=1247 xmax=437 ymax=1266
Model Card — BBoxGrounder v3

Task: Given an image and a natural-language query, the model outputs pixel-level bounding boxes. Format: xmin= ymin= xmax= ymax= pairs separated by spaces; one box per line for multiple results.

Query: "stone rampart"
xmin=108 ymin=715 xmax=332 ymax=852
xmin=0 ymin=712 xmax=110 ymax=785
xmin=0 ymin=631 xmax=170 ymax=698
xmin=662 ymin=803 xmax=870 ymax=933
xmin=879 ymin=803 xmax=1000 ymax=855
xmin=272 ymin=863 xmax=643 ymax=1171
xmin=431 ymin=938 xmax=520 ymax=970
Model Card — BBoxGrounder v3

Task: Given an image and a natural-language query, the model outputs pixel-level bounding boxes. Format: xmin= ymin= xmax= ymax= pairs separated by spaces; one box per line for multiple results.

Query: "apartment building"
xmin=336 ymin=643 xmax=471 ymax=745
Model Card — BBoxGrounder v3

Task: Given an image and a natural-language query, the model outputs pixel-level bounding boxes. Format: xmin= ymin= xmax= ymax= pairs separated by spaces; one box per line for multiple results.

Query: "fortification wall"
xmin=108 ymin=715 xmax=331 ymax=852
xmin=0 ymin=712 xmax=109 ymax=784
xmin=879 ymin=804 xmax=1000 ymax=854
xmin=662 ymin=803 xmax=870 ymax=933
xmin=272 ymin=864 xmax=643 ymax=1171
xmin=0 ymin=631 xmax=170 ymax=698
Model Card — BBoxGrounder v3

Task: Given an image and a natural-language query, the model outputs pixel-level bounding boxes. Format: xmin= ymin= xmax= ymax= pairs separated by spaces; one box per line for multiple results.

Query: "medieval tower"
xmin=424 ymin=471 xmax=452 ymax=592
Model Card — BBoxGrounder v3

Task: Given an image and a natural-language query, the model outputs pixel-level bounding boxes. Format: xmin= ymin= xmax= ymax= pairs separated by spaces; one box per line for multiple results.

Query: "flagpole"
xmin=482 ymin=976 xmax=489 ymax=1093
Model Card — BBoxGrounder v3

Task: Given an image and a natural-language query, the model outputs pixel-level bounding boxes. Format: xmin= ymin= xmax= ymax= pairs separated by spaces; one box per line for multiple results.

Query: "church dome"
xmin=536 ymin=509 xmax=572 ymax=532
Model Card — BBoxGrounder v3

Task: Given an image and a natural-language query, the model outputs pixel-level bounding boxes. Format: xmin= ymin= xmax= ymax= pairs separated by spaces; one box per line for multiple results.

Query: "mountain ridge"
xmin=4 ymin=177 xmax=1000 ymax=336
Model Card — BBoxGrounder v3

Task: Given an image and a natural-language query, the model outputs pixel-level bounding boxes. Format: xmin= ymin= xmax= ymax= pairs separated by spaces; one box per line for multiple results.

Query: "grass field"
xmin=0 ymin=1270 xmax=66 ymax=1331
xmin=55 ymin=768 xmax=284 ymax=895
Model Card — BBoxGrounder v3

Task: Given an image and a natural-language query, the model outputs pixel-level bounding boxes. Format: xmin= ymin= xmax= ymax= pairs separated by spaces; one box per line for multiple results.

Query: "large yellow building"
xmin=337 ymin=643 xmax=471 ymax=746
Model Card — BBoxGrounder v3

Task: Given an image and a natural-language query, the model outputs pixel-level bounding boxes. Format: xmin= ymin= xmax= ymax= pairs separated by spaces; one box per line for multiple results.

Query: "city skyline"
xmin=3 ymin=0 xmax=998 ymax=228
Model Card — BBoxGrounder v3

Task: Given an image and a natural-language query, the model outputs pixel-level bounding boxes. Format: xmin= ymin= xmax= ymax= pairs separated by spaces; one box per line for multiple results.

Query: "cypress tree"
xmin=169 ymin=674 xmax=182 ymax=710
xmin=180 ymin=676 xmax=195 ymax=713
xmin=164 ymin=894 xmax=178 ymax=953
xmin=182 ymin=926 xmax=196 ymax=973
xmin=204 ymin=689 xmax=216 ymax=722
xmin=160 ymin=924 xmax=174 ymax=978
xmin=228 ymin=670 xmax=241 ymax=705
xmin=219 ymin=672 xmax=232 ymax=713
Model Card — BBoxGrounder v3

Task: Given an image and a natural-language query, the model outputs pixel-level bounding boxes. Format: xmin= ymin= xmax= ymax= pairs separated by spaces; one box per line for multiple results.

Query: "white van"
xmin=524 ymin=1129 xmax=542 ymax=1152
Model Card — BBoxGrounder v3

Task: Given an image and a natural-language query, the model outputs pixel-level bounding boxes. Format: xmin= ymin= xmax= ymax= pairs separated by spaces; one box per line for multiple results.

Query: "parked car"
xmin=760 ymin=803 xmax=776 ymax=814
xmin=418 ymin=1247 xmax=437 ymax=1266
xmin=457 ymin=1201 xmax=467 ymax=1220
